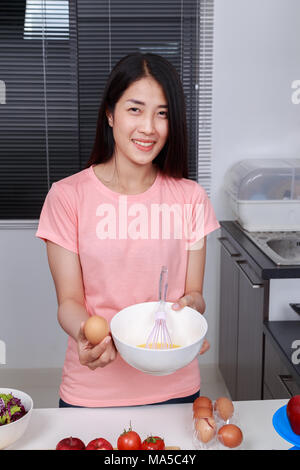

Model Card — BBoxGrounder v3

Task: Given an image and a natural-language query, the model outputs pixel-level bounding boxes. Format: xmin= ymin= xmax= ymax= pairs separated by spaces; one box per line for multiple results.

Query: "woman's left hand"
xmin=171 ymin=291 xmax=210 ymax=355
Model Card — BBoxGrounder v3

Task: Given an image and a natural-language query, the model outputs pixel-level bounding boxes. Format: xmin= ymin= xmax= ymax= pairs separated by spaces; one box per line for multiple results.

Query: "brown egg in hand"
xmin=217 ymin=424 xmax=243 ymax=448
xmin=84 ymin=315 xmax=109 ymax=345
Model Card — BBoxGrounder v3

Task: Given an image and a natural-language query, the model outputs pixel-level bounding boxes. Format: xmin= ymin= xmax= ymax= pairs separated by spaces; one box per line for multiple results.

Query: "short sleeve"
xmin=35 ymin=182 xmax=78 ymax=254
xmin=185 ymin=183 xmax=220 ymax=251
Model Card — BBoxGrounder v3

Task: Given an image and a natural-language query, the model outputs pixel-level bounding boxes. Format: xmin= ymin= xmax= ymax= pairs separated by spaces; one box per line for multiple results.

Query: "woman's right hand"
xmin=77 ymin=321 xmax=117 ymax=370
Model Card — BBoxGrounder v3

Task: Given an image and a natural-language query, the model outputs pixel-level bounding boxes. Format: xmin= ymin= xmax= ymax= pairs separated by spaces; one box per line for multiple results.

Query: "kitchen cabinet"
xmin=218 ymin=233 xmax=266 ymax=400
xmin=218 ymin=237 xmax=239 ymax=398
xmin=263 ymin=321 xmax=300 ymax=399
xmin=218 ymin=221 xmax=300 ymax=401
xmin=263 ymin=335 xmax=300 ymax=399
xmin=236 ymin=261 xmax=265 ymax=400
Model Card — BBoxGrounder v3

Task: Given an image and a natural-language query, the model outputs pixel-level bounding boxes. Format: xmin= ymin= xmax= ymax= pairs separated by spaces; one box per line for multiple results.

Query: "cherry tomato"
xmin=117 ymin=424 xmax=142 ymax=450
xmin=141 ymin=435 xmax=165 ymax=450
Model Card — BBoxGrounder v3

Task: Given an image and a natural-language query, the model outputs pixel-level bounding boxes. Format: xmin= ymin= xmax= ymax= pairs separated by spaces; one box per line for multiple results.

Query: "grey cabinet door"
xmin=219 ymin=241 xmax=239 ymax=399
xmin=236 ymin=261 xmax=264 ymax=400
xmin=264 ymin=335 xmax=300 ymax=398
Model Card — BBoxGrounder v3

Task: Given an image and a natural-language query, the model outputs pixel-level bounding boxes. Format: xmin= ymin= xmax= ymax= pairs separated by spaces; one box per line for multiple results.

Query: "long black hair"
xmin=86 ymin=52 xmax=188 ymax=178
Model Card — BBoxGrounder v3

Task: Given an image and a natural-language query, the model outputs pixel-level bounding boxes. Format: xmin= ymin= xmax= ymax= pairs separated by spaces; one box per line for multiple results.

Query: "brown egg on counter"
xmin=193 ymin=407 xmax=213 ymax=419
xmin=217 ymin=424 xmax=243 ymax=448
xmin=193 ymin=396 xmax=213 ymax=412
xmin=214 ymin=397 xmax=234 ymax=421
xmin=84 ymin=315 xmax=109 ymax=345
xmin=195 ymin=417 xmax=217 ymax=443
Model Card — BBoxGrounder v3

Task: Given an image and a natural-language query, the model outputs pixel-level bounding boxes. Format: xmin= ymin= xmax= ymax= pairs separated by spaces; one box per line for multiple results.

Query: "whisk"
xmin=145 ymin=266 xmax=173 ymax=349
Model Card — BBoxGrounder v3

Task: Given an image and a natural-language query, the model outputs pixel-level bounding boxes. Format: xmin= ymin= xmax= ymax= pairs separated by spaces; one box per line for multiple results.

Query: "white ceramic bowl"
xmin=0 ymin=388 xmax=33 ymax=449
xmin=110 ymin=301 xmax=208 ymax=375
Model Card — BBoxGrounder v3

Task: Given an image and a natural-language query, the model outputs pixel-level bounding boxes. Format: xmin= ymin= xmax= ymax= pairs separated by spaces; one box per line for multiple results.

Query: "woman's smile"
xmin=132 ymin=138 xmax=156 ymax=152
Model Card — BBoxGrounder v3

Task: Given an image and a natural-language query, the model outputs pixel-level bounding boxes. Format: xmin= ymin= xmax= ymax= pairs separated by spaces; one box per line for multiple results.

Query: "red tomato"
xmin=117 ymin=424 xmax=142 ymax=450
xmin=85 ymin=438 xmax=113 ymax=450
xmin=141 ymin=436 xmax=165 ymax=450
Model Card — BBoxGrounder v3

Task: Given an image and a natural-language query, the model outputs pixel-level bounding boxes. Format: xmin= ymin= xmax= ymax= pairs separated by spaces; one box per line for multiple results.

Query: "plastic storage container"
xmin=192 ymin=397 xmax=244 ymax=450
xmin=224 ymin=158 xmax=300 ymax=231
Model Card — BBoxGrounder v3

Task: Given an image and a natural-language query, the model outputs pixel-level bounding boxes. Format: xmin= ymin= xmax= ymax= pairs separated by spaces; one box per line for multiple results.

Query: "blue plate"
xmin=272 ymin=404 xmax=300 ymax=449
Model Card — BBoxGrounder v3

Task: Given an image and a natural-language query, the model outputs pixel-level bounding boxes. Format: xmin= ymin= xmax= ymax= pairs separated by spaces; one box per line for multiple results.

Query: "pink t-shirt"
xmin=36 ymin=165 xmax=220 ymax=407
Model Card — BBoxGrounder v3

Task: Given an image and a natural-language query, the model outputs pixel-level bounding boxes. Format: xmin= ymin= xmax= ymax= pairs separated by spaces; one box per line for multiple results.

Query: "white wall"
xmin=203 ymin=0 xmax=300 ymax=365
xmin=0 ymin=228 xmax=67 ymax=368
xmin=212 ymin=0 xmax=300 ymax=220
xmin=1 ymin=0 xmax=300 ymax=371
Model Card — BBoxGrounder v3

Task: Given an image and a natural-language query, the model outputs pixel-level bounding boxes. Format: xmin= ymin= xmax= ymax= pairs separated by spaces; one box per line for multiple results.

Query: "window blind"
xmin=0 ymin=0 xmax=79 ymax=219
xmin=0 ymin=0 xmax=212 ymax=220
xmin=77 ymin=0 xmax=199 ymax=178
xmin=198 ymin=0 xmax=214 ymax=196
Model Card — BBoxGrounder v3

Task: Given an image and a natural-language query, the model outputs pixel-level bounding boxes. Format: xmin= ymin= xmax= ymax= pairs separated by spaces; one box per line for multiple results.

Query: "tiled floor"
xmin=1 ymin=364 xmax=230 ymax=408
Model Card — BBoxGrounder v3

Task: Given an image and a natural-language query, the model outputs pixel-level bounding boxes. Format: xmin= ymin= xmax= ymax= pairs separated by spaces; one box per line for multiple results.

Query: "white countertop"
xmin=7 ymin=399 xmax=292 ymax=450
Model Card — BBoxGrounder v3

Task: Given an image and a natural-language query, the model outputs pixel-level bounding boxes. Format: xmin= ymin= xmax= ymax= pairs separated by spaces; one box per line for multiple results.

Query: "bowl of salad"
xmin=0 ymin=388 xmax=33 ymax=449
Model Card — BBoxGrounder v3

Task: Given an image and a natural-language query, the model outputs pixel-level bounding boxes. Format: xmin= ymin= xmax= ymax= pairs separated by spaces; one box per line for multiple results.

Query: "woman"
xmin=36 ymin=52 xmax=220 ymax=408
